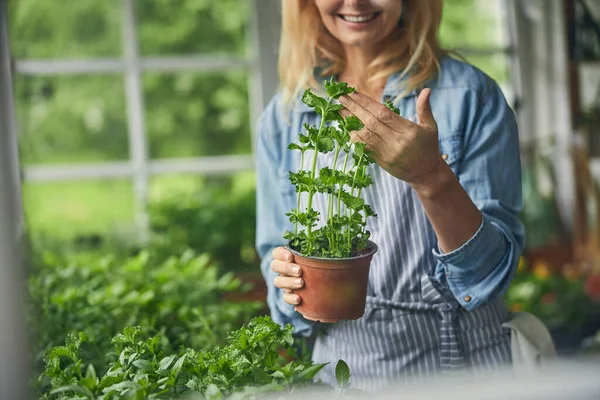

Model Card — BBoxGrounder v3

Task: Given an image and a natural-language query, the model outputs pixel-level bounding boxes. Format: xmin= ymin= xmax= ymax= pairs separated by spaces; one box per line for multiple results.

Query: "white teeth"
xmin=341 ymin=13 xmax=377 ymax=23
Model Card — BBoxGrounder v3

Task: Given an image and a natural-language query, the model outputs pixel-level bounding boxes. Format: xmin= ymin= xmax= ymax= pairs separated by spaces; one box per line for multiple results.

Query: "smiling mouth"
xmin=338 ymin=12 xmax=380 ymax=23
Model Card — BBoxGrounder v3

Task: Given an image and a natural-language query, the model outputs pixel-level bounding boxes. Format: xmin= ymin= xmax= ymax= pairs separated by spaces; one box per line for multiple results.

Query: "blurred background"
xmin=1 ymin=0 xmax=600 ymax=398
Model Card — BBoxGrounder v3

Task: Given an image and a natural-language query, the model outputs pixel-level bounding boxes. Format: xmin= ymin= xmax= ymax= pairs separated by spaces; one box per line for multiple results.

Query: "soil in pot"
xmin=287 ymin=241 xmax=377 ymax=323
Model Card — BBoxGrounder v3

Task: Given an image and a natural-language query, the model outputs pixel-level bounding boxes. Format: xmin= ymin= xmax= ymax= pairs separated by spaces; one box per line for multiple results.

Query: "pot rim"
xmin=285 ymin=240 xmax=378 ymax=262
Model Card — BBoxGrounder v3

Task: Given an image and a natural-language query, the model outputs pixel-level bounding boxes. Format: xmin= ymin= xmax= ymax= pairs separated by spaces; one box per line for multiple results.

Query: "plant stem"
xmin=328 ymin=145 xmax=341 ymax=223
xmin=347 ymin=157 xmax=364 ymax=248
xmin=306 ymin=98 xmax=331 ymax=241
xmin=294 ymin=150 xmax=306 ymax=236
xmin=337 ymin=149 xmax=350 ymax=216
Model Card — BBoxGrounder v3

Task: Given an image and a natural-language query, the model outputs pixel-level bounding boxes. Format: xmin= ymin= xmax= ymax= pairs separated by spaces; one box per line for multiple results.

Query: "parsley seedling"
xmin=285 ymin=78 xmax=381 ymax=258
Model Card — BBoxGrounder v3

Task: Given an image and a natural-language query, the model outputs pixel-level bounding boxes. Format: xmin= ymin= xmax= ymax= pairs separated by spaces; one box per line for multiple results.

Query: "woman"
xmin=255 ymin=0 xmax=524 ymax=391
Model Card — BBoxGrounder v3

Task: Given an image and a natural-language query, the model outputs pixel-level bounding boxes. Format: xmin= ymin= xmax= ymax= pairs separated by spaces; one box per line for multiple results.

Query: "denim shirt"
xmin=255 ymin=55 xmax=525 ymax=338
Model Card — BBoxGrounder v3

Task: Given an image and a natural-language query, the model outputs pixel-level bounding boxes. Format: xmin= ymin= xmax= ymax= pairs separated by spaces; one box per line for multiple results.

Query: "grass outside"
xmin=22 ymin=171 xmax=256 ymax=241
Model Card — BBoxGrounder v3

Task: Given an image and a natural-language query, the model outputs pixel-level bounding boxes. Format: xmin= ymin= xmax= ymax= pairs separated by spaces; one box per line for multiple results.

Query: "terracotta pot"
xmin=286 ymin=241 xmax=377 ymax=323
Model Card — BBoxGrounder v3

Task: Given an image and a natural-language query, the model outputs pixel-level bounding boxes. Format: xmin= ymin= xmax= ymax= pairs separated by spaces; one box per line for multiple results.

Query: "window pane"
xmin=149 ymin=174 xmax=207 ymax=201
xmin=15 ymin=75 xmax=129 ymax=165
xmin=439 ymin=0 xmax=508 ymax=50
xmin=23 ymin=179 xmax=134 ymax=239
xmin=7 ymin=0 xmax=122 ymax=59
xmin=143 ymin=70 xmax=251 ymax=159
xmin=149 ymin=171 xmax=255 ymax=202
xmin=136 ymin=0 xmax=250 ymax=56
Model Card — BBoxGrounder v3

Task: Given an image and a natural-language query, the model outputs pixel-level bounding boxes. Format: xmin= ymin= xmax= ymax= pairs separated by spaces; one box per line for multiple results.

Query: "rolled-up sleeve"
xmin=433 ymin=78 xmax=525 ymax=311
xmin=255 ymin=97 xmax=316 ymax=336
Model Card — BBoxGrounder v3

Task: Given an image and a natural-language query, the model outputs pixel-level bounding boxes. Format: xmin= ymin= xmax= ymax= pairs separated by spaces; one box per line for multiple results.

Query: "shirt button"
xmin=464 ymin=296 xmax=472 ymax=302
xmin=441 ymin=154 xmax=448 ymax=161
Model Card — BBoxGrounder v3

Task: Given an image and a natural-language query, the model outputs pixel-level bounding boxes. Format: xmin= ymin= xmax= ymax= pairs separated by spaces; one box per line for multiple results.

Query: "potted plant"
xmin=284 ymin=78 xmax=398 ymax=323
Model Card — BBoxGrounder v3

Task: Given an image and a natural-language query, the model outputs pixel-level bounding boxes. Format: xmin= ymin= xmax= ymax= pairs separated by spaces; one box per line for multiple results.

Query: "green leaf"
xmin=46 ymin=346 xmax=77 ymax=362
xmin=50 ymin=384 xmax=94 ymax=399
xmin=85 ymin=364 xmax=96 ymax=380
xmin=158 ymin=354 xmax=177 ymax=371
xmin=298 ymin=133 xmax=310 ymax=144
xmin=78 ymin=377 xmax=98 ymax=391
xmin=132 ymin=359 xmax=153 ymax=372
xmin=353 ymin=142 xmax=365 ymax=159
xmin=105 ymin=380 xmax=142 ymax=393
xmin=341 ymin=192 xmax=364 ymax=210
xmin=324 ymin=77 xmax=356 ymax=98
xmin=288 ymin=143 xmax=303 ymax=151
xmin=297 ymin=363 xmax=327 ymax=381
xmin=316 ymin=136 xmax=335 ymax=153
xmin=303 ymin=123 xmax=321 ymax=146
xmin=97 ymin=375 xmax=122 ymax=391
xmin=344 ymin=116 xmax=364 ymax=132
xmin=328 ymin=103 xmax=345 ymax=112
xmin=363 ymin=204 xmax=377 ymax=218
xmin=171 ymin=354 xmax=187 ymax=377
xmin=385 ymin=100 xmax=401 ymax=115
xmin=301 ymin=89 xmax=327 ymax=113
xmin=335 ymin=360 xmax=350 ymax=388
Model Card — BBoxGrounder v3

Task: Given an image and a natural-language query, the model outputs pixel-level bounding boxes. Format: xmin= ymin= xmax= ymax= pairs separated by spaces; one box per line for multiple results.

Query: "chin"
xmin=338 ymin=32 xmax=380 ymax=47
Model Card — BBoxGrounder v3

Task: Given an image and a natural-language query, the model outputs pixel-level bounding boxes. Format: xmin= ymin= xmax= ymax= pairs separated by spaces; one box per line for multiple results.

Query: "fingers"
xmin=274 ymin=275 xmax=304 ymax=290
xmin=416 ymin=88 xmax=437 ymax=130
xmin=340 ymin=94 xmax=394 ymax=140
xmin=272 ymin=246 xmax=294 ymax=262
xmin=342 ymin=92 xmax=413 ymax=132
xmin=270 ymin=259 xmax=302 ymax=277
xmin=339 ymin=95 xmax=391 ymax=152
xmin=270 ymin=248 xmax=303 ymax=305
xmin=339 ymin=108 xmax=352 ymax=118
xmin=350 ymin=130 xmax=384 ymax=161
xmin=283 ymin=291 xmax=301 ymax=305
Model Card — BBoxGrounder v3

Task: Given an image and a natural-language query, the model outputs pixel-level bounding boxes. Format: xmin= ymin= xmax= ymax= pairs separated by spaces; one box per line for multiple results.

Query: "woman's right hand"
xmin=270 ymin=247 xmax=304 ymax=306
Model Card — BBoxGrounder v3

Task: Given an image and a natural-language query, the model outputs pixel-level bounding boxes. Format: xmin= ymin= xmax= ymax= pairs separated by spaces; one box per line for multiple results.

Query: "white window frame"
xmin=11 ymin=0 xmax=280 ymax=232
xmin=0 ymin=0 xmax=27 ymax=397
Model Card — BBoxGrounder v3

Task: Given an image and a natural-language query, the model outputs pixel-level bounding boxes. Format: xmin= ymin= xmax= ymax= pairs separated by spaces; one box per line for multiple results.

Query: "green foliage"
xmin=286 ymin=79 xmax=377 ymax=258
xmin=26 ymin=178 xmax=258 ymax=273
xmin=504 ymin=259 xmax=598 ymax=328
xmin=8 ymin=0 xmax=251 ymax=165
xmin=148 ymin=184 xmax=257 ymax=273
xmin=38 ymin=317 xmax=339 ymax=399
xmin=384 ymin=101 xmax=401 ymax=115
xmin=439 ymin=0 xmax=509 ymax=85
xmin=29 ymin=248 xmax=263 ymax=392
xmin=334 ymin=360 xmax=350 ymax=389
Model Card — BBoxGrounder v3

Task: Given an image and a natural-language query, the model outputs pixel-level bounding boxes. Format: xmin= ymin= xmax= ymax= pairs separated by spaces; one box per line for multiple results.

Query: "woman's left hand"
xmin=339 ymin=89 xmax=445 ymax=189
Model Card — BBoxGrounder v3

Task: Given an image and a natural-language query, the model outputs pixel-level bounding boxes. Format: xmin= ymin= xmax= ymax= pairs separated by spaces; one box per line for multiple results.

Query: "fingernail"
xmin=339 ymin=95 xmax=349 ymax=105
xmin=285 ymin=252 xmax=292 ymax=261
xmin=293 ymin=295 xmax=300 ymax=304
xmin=295 ymin=278 xmax=303 ymax=286
xmin=292 ymin=266 xmax=300 ymax=275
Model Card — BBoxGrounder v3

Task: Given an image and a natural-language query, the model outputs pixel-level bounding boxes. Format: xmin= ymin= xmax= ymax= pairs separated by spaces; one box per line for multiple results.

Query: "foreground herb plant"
xmin=29 ymin=249 xmax=262 ymax=387
xmin=285 ymin=79 xmax=401 ymax=258
xmin=39 ymin=317 xmax=349 ymax=399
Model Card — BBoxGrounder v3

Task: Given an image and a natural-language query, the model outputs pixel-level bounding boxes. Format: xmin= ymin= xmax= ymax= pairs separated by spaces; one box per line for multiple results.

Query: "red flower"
xmin=541 ymin=293 xmax=557 ymax=305
xmin=585 ymin=275 xmax=600 ymax=301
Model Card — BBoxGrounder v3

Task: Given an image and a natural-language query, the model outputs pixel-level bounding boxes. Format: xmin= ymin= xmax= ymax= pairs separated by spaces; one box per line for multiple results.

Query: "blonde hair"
xmin=279 ymin=0 xmax=444 ymax=105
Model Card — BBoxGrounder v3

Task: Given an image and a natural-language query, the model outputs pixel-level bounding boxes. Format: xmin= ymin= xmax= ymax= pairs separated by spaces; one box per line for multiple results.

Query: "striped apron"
xmin=299 ymin=131 xmax=512 ymax=392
